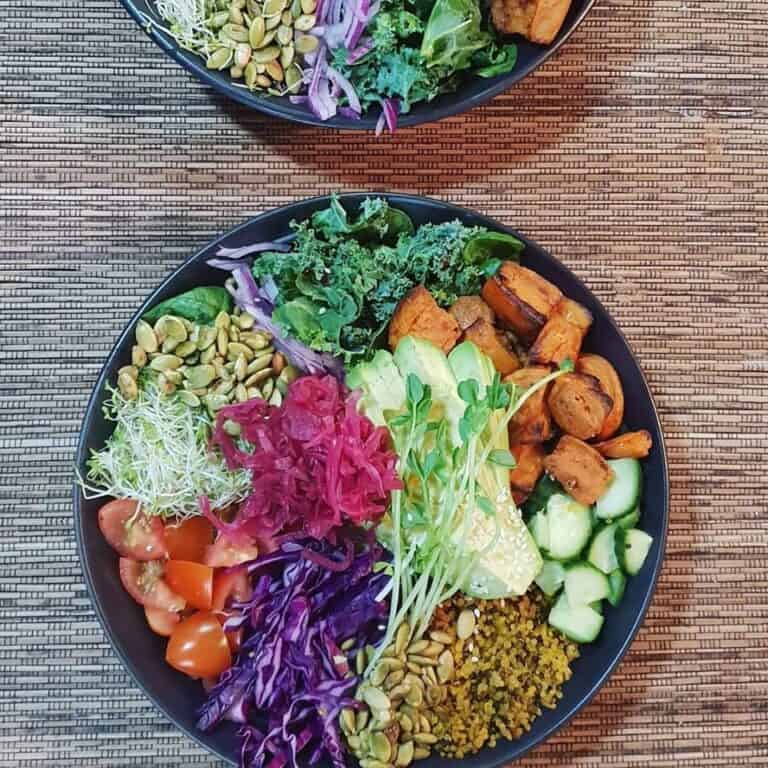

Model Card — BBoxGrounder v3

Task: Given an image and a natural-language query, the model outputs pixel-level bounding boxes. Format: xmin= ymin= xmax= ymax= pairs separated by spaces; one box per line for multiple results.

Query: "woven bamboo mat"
xmin=1 ymin=0 xmax=767 ymax=763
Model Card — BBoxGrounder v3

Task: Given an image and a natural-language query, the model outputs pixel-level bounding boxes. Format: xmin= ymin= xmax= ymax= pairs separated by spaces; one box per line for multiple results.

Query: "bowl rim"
xmin=73 ymin=191 xmax=669 ymax=766
xmin=116 ymin=0 xmax=598 ymax=130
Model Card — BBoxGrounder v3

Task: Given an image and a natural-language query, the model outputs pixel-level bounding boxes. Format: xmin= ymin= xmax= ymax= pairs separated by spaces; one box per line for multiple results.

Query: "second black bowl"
xmin=118 ymin=0 xmax=596 ymax=129
xmin=74 ymin=193 xmax=668 ymax=765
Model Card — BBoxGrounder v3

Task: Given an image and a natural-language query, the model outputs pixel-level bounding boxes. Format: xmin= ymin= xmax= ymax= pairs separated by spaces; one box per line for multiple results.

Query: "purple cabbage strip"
xmin=327 ymin=66 xmax=361 ymax=114
xmin=347 ymin=36 xmax=374 ymax=64
xmin=197 ymin=539 xmax=389 ymax=768
xmin=207 ymin=251 xmax=344 ymax=378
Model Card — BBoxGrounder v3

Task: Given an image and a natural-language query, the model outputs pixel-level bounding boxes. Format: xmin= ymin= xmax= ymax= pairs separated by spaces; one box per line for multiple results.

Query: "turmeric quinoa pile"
xmin=429 ymin=589 xmax=579 ymax=758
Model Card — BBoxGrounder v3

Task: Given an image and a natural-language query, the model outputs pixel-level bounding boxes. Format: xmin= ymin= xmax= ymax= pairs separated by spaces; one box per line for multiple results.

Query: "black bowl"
xmin=118 ymin=0 xmax=596 ymax=130
xmin=74 ymin=193 xmax=668 ymax=765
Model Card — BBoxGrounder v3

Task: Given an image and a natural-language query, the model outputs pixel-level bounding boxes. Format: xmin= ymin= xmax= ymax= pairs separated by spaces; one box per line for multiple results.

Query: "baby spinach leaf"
xmin=142 ymin=286 xmax=231 ymax=325
xmin=420 ymin=0 xmax=492 ymax=71
xmin=463 ymin=231 xmax=524 ymax=265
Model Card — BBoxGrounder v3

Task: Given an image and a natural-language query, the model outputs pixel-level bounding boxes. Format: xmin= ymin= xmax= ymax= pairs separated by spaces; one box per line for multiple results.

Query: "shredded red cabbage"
xmin=208 ymin=375 xmax=401 ymax=542
xmin=197 ymin=538 xmax=388 ymax=768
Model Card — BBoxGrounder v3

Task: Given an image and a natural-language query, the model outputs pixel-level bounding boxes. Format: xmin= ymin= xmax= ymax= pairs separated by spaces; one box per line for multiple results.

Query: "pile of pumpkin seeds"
xmin=118 ymin=309 xmax=298 ymax=417
xmin=203 ymin=0 xmax=319 ymax=94
xmin=339 ymin=621 xmax=457 ymax=768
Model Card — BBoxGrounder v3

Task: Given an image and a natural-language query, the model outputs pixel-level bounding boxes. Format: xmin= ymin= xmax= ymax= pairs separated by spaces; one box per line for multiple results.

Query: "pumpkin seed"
xmin=436 ymin=650 xmax=453 ymax=683
xmin=370 ymin=732 xmax=392 ymax=763
xmin=263 ymin=59 xmax=282 ymax=81
xmin=233 ymin=383 xmax=246 ymax=402
xmin=118 ymin=371 xmax=138 ymax=400
xmin=404 ymin=673 xmax=423 ymax=692
xmin=252 ymin=45 xmax=280 ymax=63
xmin=118 ymin=365 xmax=139 ymax=382
xmin=244 ymin=61 xmax=259 ymax=86
xmin=457 ymin=609 xmax=476 ymax=639
xmin=247 ymin=386 xmax=262 ymax=399
xmin=363 ymin=687 xmax=390 ymax=712
xmin=149 ymin=354 xmax=183 ymax=372
xmin=177 ymin=390 xmax=201 ymax=408
xmin=340 ymin=707 xmax=357 ymax=734
xmin=356 ymin=710 xmax=369 ymax=732
xmin=294 ymin=12 xmax=316 ymax=30
xmin=407 ymin=640 xmax=429 ymax=656
xmin=262 ymin=0 xmax=286 ymax=16
xmin=370 ymin=665 xmax=389 ymax=687
xmin=290 ymin=0 xmax=302 ymax=17
xmin=200 ymin=345 xmax=217 ymax=365
xmin=238 ymin=312 xmax=255 ymax=329
xmin=412 ymin=733 xmax=436 ymax=746
xmin=265 ymin=11 xmax=282 ymax=28
xmin=174 ymin=340 xmax=197 ymax=358
xmin=216 ymin=327 xmax=228 ymax=356
xmin=210 ymin=9 xmax=230 ymax=27
xmin=429 ymin=630 xmax=454 ymax=645
xmin=395 ymin=741 xmax=414 ymax=767
xmin=229 ymin=5 xmax=244 ymax=23
xmin=261 ymin=377 xmax=274 ymax=399
xmin=232 ymin=354 xmax=247 ymax=381
xmin=268 ymin=388 xmax=282 ymax=406
xmin=131 ymin=345 xmax=147 ymax=368
xmin=295 ymin=33 xmax=319 ymax=54
xmin=422 ymin=666 xmax=438 ymax=687
xmin=388 ymin=683 xmax=410 ymax=701
xmin=196 ymin=326 xmax=217 ymax=351
xmin=247 ymin=0 xmax=261 ymax=14
xmin=384 ymin=670 xmax=405 ymax=689
xmin=356 ymin=650 xmax=366 ymax=676
xmin=395 ymin=623 xmax=410 ymax=657
xmin=249 ymin=16 xmax=266 ymax=48
xmin=422 ymin=642 xmax=444 ymax=658
xmin=213 ymin=379 xmax=234 ymax=397
xmin=203 ymin=393 xmax=230 ymax=413
xmin=185 ymin=364 xmax=217 ymax=389
xmin=209 ymin=46 xmax=235 ymax=69
xmin=280 ymin=9 xmax=293 ymax=23
xmin=404 ymin=685 xmax=423 ymax=708
xmin=381 ymin=645 xmax=396 ymax=659
xmin=136 ymin=320 xmax=159 ymax=353
xmin=154 ymin=316 xmax=187 ymax=346
xmin=284 ymin=62 xmax=301 ymax=91
xmin=241 ymin=331 xmax=271 ymax=350
xmin=164 ymin=369 xmax=184 ymax=385
xmin=300 ymin=0 xmax=316 ymax=12
xmin=398 ymin=713 xmax=413 ymax=733
xmin=234 ymin=42 xmax=252 ymax=67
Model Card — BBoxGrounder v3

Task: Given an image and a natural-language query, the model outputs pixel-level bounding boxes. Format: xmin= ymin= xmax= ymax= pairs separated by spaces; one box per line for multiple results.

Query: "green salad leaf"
xmin=420 ymin=0 xmax=491 ymax=70
xmin=142 ymin=286 xmax=232 ymax=324
xmin=251 ymin=196 xmax=501 ymax=362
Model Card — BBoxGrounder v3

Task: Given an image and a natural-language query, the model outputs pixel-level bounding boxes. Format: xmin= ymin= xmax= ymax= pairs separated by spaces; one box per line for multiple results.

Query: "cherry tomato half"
xmin=144 ymin=606 xmax=181 ymax=637
xmin=164 ymin=561 xmax=214 ymax=611
xmin=163 ymin=517 xmax=214 ymax=563
xmin=119 ymin=558 xmax=186 ymax=611
xmin=166 ymin=611 xmax=232 ymax=678
xmin=204 ymin=534 xmax=260 ymax=568
xmin=98 ymin=499 xmax=167 ymax=560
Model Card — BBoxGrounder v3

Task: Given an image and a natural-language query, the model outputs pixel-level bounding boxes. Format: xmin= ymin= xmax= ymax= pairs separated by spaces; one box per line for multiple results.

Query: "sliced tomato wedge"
xmin=204 ymin=534 xmax=260 ymax=568
xmin=212 ymin=568 xmax=253 ymax=612
xmin=163 ymin=517 xmax=214 ymax=563
xmin=98 ymin=499 xmax=167 ymax=560
xmin=119 ymin=558 xmax=186 ymax=612
xmin=165 ymin=561 xmax=214 ymax=611
xmin=166 ymin=611 xmax=232 ymax=678
xmin=144 ymin=606 xmax=181 ymax=637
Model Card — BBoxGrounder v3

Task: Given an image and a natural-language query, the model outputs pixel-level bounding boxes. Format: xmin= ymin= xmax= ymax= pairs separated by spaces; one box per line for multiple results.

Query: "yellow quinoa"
xmin=429 ymin=588 xmax=579 ymax=758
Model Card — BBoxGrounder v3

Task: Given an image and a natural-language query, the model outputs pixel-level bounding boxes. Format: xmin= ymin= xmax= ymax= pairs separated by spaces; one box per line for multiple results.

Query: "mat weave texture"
xmin=1 ymin=0 xmax=767 ymax=764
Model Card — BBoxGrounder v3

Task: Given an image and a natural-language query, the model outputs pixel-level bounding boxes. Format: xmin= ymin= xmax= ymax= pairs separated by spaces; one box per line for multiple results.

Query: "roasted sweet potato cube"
xmin=505 ymin=366 xmax=554 ymax=443
xmin=552 ymin=298 xmax=593 ymax=333
xmin=388 ymin=285 xmax=460 ymax=354
xmin=594 ymin=430 xmax=653 ymax=459
xmin=543 ymin=435 xmax=613 ymax=506
xmin=529 ymin=315 xmax=584 ymax=366
xmin=509 ymin=443 xmax=546 ymax=498
xmin=449 ymin=296 xmax=495 ymax=331
xmin=577 ymin=354 xmax=625 ymax=439
xmin=491 ymin=0 xmax=573 ymax=45
xmin=547 ymin=373 xmax=613 ymax=440
xmin=482 ymin=262 xmax=562 ymax=342
xmin=463 ymin=319 xmax=521 ymax=375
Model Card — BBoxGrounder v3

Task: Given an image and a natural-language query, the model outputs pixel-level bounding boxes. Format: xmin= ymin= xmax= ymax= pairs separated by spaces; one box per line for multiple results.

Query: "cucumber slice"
xmin=548 ymin=593 xmax=604 ymax=643
xmin=596 ymin=459 xmax=642 ymax=520
xmin=564 ymin=563 xmax=610 ymax=605
xmin=587 ymin=524 xmax=622 ymax=574
xmin=545 ymin=494 xmax=593 ymax=561
xmin=607 ymin=569 xmax=627 ymax=606
xmin=528 ymin=510 xmax=550 ymax=552
xmin=616 ymin=507 xmax=641 ymax=530
xmin=621 ymin=529 xmax=653 ymax=575
xmin=535 ymin=560 xmax=566 ymax=596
